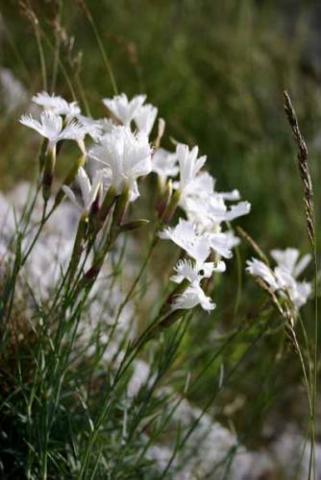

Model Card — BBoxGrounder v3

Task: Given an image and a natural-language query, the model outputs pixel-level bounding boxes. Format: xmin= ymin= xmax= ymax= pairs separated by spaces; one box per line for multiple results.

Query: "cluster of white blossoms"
xmin=246 ymin=248 xmax=312 ymax=311
xmin=20 ymin=91 xmax=155 ymax=210
xmin=19 ymin=91 xmax=311 ymax=317
xmin=159 ymin=143 xmax=250 ymax=312
xmin=19 ymin=91 xmax=251 ymax=314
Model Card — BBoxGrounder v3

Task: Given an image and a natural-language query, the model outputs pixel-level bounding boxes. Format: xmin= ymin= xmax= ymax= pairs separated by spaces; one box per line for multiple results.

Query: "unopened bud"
xmin=38 ymin=139 xmax=48 ymax=172
xmin=113 ymin=187 xmax=129 ymax=226
xmin=156 ymin=179 xmax=172 ymax=219
xmin=158 ymin=308 xmax=184 ymax=331
xmin=161 ymin=189 xmax=180 ymax=223
xmin=154 ymin=118 xmax=166 ymax=149
xmin=119 ymin=219 xmax=149 ymax=232
xmin=68 ymin=213 xmax=89 ymax=279
xmin=42 ymin=148 xmax=56 ymax=202
xmin=98 ymin=186 xmax=116 ymax=224
xmin=89 ymin=185 xmax=102 ymax=218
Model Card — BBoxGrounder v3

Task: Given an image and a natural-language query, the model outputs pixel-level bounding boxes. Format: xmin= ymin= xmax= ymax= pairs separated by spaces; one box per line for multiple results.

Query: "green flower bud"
xmin=119 ymin=219 xmax=150 ymax=232
xmin=161 ymin=189 xmax=180 ymax=223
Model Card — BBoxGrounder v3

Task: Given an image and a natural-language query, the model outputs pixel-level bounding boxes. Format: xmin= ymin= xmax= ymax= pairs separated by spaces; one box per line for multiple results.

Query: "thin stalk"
xmin=114 ymin=230 xmax=159 ymax=325
xmin=77 ymin=0 xmax=118 ymax=95
xmin=159 ymin=323 xmax=268 ymax=479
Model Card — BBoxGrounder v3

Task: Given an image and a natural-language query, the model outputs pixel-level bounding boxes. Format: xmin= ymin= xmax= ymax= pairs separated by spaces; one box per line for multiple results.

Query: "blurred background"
xmin=0 ymin=0 xmax=320 ymax=465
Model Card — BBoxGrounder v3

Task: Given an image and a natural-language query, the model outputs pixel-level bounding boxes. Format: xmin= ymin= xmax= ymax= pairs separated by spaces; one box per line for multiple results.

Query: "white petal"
xmin=293 ymin=253 xmax=312 ymax=278
xmin=77 ymin=167 xmax=92 ymax=207
xmin=62 ymin=185 xmax=81 ymax=210
xmin=172 ymin=284 xmax=215 ymax=312
xmin=246 ymin=258 xmax=279 ymax=291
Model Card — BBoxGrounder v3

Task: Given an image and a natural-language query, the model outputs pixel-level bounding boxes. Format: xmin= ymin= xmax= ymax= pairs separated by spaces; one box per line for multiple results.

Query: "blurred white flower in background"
xmin=246 ymin=248 xmax=312 ymax=310
xmin=0 ymin=68 xmax=27 ymax=114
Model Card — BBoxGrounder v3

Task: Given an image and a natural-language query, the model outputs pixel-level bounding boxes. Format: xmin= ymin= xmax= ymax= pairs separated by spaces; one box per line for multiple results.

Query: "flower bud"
xmin=89 ymin=185 xmax=101 ymax=218
xmin=113 ymin=187 xmax=129 ymax=226
xmin=119 ymin=219 xmax=149 ymax=232
xmin=161 ymin=189 xmax=180 ymax=224
xmin=154 ymin=118 xmax=165 ymax=149
xmin=42 ymin=148 xmax=56 ymax=202
xmin=68 ymin=213 xmax=89 ymax=279
xmin=38 ymin=139 xmax=48 ymax=172
xmin=158 ymin=309 xmax=184 ymax=331
xmin=156 ymin=179 xmax=172 ymax=219
xmin=98 ymin=186 xmax=117 ymax=224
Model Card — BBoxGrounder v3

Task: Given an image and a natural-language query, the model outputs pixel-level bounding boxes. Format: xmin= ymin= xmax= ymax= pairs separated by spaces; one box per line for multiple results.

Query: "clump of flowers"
xmin=0 ymin=89 xmax=313 ymax=480
xmin=158 ymin=142 xmax=250 ymax=315
xmin=17 ymin=91 xmax=251 ymax=322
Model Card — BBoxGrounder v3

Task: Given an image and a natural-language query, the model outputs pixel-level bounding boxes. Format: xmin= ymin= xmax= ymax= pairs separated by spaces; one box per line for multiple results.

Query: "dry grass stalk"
xmin=283 ymin=91 xmax=315 ymax=246
xmin=236 ymin=226 xmax=270 ymax=264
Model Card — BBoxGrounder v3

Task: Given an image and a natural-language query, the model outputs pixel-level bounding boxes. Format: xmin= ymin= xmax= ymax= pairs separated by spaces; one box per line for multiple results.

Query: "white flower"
xmin=246 ymin=248 xmax=312 ymax=310
xmin=175 ymin=143 xmax=207 ymax=195
xmin=171 ymin=258 xmax=225 ymax=284
xmin=186 ymin=194 xmax=251 ymax=231
xmin=159 ymin=219 xmax=211 ymax=264
xmin=246 ymin=258 xmax=279 ymax=291
xmin=275 ymin=268 xmax=311 ymax=309
xmin=160 ymin=220 xmax=239 ymax=262
xmin=152 ymin=148 xmax=178 ymax=186
xmin=63 ymin=167 xmax=102 ymax=213
xmin=176 ymin=171 xmax=214 ymax=209
xmin=172 ymin=284 xmax=215 ymax=311
xmin=208 ymin=231 xmax=240 ymax=258
xmin=76 ymin=114 xmax=103 ymax=141
xmin=98 ymin=118 xmax=116 ymax=135
xmin=32 ymin=91 xmax=80 ymax=120
xmin=20 ymin=111 xmax=85 ymax=151
xmin=102 ymin=93 xmax=146 ymax=125
xmin=272 ymin=248 xmax=312 ymax=309
xmin=218 ymin=200 xmax=251 ymax=222
xmin=134 ymin=103 xmax=158 ymax=136
xmin=290 ymin=281 xmax=312 ymax=309
xmin=173 ymin=159 xmax=250 ymax=231
xmin=90 ymin=126 xmax=152 ymax=202
xmin=270 ymin=248 xmax=311 ymax=278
